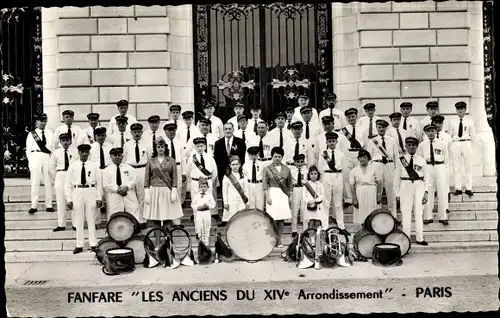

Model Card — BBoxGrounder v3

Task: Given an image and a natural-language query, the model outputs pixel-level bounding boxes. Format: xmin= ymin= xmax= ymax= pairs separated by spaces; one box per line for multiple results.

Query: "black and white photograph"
xmin=2 ymin=0 xmax=498 ymax=316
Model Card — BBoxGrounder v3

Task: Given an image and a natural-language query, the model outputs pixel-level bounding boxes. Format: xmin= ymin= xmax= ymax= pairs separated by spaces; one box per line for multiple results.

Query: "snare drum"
xmin=107 ymin=212 xmax=140 ymax=242
xmin=384 ymin=228 xmax=411 ymax=257
xmin=95 ymin=237 xmax=121 ymax=265
xmin=372 ymin=243 xmax=402 ymax=266
xmin=102 ymin=247 xmax=135 ymax=275
xmin=226 ymin=209 xmax=278 ymax=261
xmin=353 ymin=228 xmax=383 ymax=259
xmin=364 ymin=208 xmax=395 ymax=236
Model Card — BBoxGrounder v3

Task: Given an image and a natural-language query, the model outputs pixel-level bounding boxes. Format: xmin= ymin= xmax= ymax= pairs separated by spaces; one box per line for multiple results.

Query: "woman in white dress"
xmin=302 ymin=165 xmax=328 ymax=229
xmin=349 ymin=149 xmax=382 ymax=226
xmin=144 ymin=137 xmax=183 ymax=231
xmin=262 ymin=147 xmax=293 ymax=248
xmin=222 ymin=156 xmax=250 ymax=221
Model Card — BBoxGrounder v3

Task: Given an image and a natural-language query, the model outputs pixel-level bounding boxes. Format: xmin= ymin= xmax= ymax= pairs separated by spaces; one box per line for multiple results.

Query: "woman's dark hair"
xmin=358 ymin=149 xmax=371 ymax=161
xmin=307 ymin=165 xmax=321 ymax=181
xmin=157 ymin=141 xmax=170 ymax=157
xmin=271 ymin=146 xmax=284 ymax=157
xmin=225 ymin=157 xmax=244 ymax=178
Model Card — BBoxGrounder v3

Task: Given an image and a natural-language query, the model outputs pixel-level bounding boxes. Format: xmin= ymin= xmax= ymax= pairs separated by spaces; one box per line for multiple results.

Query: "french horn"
xmin=297 ymin=228 xmax=317 ymax=269
xmin=170 ymin=226 xmax=196 ymax=267
xmin=197 ymin=239 xmax=214 ymax=265
xmin=143 ymin=227 xmax=170 ymax=268
xmin=214 ymin=232 xmax=234 ymax=263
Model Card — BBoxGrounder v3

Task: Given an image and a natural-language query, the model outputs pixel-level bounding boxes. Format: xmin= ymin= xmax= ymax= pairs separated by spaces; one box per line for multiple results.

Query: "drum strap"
xmin=399 ymin=156 xmax=420 ymax=180
xmin=322 ymin=151 xmax=340 ymax=172
xmin=31 ymin=131 xmax=51 ymax=154
xmin=192 ymin=154 xmax=212 ymax=177
xmin=342 ymin=127 xmax=362 ymax=149
xmin=269 ymin=166 xmax=290 ymax=197
xmin=372 ymin=139 xmax=390 ymax=159
xmin=304 ymin=182 xmax=317 ymax=198
xmin=150 ymin=159 xmax=173 ymax=190
xmin=226 ymin=173 xmax=249 ymax=204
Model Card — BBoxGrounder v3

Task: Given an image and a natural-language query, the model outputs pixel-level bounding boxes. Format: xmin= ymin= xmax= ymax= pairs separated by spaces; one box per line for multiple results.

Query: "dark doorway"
xmin=1 ymin=7 xmax=43 ymax=177
xmin=193 ymin=3 xmax=333 ymax=123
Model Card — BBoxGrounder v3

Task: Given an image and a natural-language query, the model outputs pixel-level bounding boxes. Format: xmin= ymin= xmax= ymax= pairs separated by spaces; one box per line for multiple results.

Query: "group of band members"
xmin=26 ymin=95 xmax=476 ymax=253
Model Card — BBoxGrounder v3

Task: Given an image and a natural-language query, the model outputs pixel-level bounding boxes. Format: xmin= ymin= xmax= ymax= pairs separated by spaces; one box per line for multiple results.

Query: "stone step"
xmin=7 ymin=210 xmax=496 ymax=223
xmin=5 ymin=200 xmax=497 ymax=212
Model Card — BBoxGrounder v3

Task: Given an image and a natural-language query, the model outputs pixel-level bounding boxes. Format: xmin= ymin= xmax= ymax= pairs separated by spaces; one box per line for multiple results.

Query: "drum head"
xmin=385 ymin=230 xmax=411 ymax=256
xmin=368 ymin=210 xmax=395 ymax=236
xmin=126 ymin=235 xmax=150 ymax=264
xmin=107 ymin=212 xmax=139 ymax=242
xmin=226 ymin=209 xmax=278 ymax=261
xmin=107 ymin=248 xmax=132 ymax=255
xmin=96 ymin=237 xmax=120 ymax=265
xmin=354 ymin=229 xmax=383 ymax=259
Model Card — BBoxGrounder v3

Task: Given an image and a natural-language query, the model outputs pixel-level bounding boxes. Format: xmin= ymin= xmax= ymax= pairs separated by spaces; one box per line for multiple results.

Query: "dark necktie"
xmin=437 ymin=132 xmax=440 ymax=139
xmin=252 ymin=162 xmax=257 ymax=182
xmin=305 ymin=122 xmax=310 ymax=139
xmin=203 ymin=134 xmax=208 ymax=153
xmin=408 ymin=156 xmax=414 ymax=171
xmin=330 ymin=150 xmax=336 ymax=170
xmin=116 ymin=165 xmax=122 ymax=186
xmin=201 ymin=193 xmax=205 ymax=198
xmin=64 ymin=150 xmax=69 ymax=170
xmin=397 ymin=129 xmax=405 ymax=152
xmin=254 ymin=121 xmax=258 ymax=134
xmin=68 ymin=125 xmax=72 ymax=141
xmin=209 ymin=121 xmax=212 ymax=133
xmin=200 ymin=154 xmax=205 ymax=169
xmin=81 ymin=163 xmax=86 ymax=185
xmin=171 ymin=140 xmax=176 ymax=159
xmin=279 ymin=129 xmax=283 ymax=148
xmin=99 ymin=145 xmax=105 ymax=169
xmin=381 ymin=137 xmax=388 ymax=164
xmin=297 ymin=170 xmax=303 ymax=186
xmin=242 ymin=130 xmax=246 ymax=142
xmin=152 ymin=132 xmax=157 ymax=158
xmin=287 ymin=120 xmax=292 ymax=130
xmin=295 ymin=140 xmax=299 ymax=157
xmin=403 ymin=118 xmax=407 ymax=130
xmin=351 ymin=126 xmax=357 ymax=148
xmin=135 ymin=141 xmax=140 ymax=163
xmin=121 ymin=132 xmax=125 ymax=148
xmin=186 ymin=127 xmax=191 ymax=143
xmin=226 ymin=138 xmax=231 ymax=155
xmin=368 ymin=118 xmax=373 ymax=139
xmin=259 ymin=137 xmax=264 ymax=158
xmin=430 ymin=140 xmax=435 ymax=165
xmin=92 ymin=127 xmax=96 ymax=141
xmin=41 ymin=130 xmax=46 ymax=145
xmin=458 ymin=119 xmax=463 ymax=138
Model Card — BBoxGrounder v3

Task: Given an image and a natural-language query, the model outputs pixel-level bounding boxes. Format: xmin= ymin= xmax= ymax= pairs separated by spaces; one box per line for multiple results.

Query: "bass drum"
xmin=384 ymin=228 xmax=411 ymax=257
xmin=225 ymin=209 xmax=278 ymax=261
xmin=353 ymin=228 xmax=383 ymax=259
xmin=95 ymin=237 xmax=121 ymax=265
xmin=125 ymin=234 xmax=153 ymax=264
xmin=364 ymin=208 xmax=395 ymax=236
xmin=107 ymin=212 xmax=140 ymax=242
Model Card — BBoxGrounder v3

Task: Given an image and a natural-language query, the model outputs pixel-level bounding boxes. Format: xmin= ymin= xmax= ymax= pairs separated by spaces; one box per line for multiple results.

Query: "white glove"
xmin=144 ymin=188 xmax=151 ymax=205
xmin=170 ymin=188 xmax=178 ymax=202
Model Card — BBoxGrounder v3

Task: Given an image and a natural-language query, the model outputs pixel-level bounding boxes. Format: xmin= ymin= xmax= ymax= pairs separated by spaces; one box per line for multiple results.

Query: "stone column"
xmin=468 ymin=1 xmax=496 ymax=177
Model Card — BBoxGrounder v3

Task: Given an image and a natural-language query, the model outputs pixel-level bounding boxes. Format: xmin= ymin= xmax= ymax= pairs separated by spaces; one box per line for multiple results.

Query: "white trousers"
xmin=451 ymin=141 xmax=473 ymax=190
xmin=106 ymin=191 xmax=140 ymax=222
xmin=342 ymin=160 xmax=357 ymax=204
xmin=29 ymin=152 xmax=52 ymax=209
xmin=400 ymin=180 xmax=425 ymax=242
xmin=195 ymin=210 xmax=211 ymax=246
xmin=373 ymin=162 xmax=396 ymax=217
xmin=73 ymin=187 xmax=97 ymax=248
xmin=133 ymin=167 xmax=147 ymax=223
xmin=425 ymin=164 xmax=448 ymax=221
xmin=172 ymin=164 xmax=185 ymax=226
xmin=54 ymin=172 xmax=75 ymax=228
xmin=322 ymin=172 xmax=344 ymax=229
xmin=247 ymin=182 xmax=265 ymax=211
xmin=291 ymin=187 xmax=304 ymax=232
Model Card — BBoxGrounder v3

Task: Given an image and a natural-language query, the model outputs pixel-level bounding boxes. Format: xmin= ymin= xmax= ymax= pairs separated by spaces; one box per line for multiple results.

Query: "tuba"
xmin=323 ymin=226 xmax=352 ymax=267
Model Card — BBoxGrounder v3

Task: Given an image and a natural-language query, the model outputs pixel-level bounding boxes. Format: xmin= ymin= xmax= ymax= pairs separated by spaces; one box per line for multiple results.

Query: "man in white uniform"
xmin=292 ymin=95 xmax=320 ymax=128
xmin=394 ymin=137 xmax=430 ymax=246
xmin=420 ymin=101 xmax=449 ymax=136
xmin=418 ymin=124 xmax=449 ymax=226
xmin=448 ymin=101 xmax=476 ymax=197
xmin=386 ymin=112 xmax=408 ymax=156
xmin=102 ymin=147 xmax=140 ymax=222
xmin=64 ymin=144 xmax=103 ymax=254
xmin=109 ymin=115 xmax=133 ymax=148
xmin=26 ymin=113 xmax=54 ymax=214
xmin=51 ymin=133 xmax=77 ymax=232
xmin=143 ymin=115 xmax=167 ymax=158
xmin=234 ymin=114 xmax=258 ymax=154
xmin=248 ymin=105 xmax=265 ymax=135
xmin=252 ymin=121 xmax=275 ymax=168
xmin=431 ymin=115 xmax=452 ymax=212
xmin=285 ymin=106 xmax=295 ymax=130
xmin=123 ymin=123 xmax=149 ymax=228
xmin=400 ymin=102 xmax=422 ymax=140
xmin=318 ymin=93 xmax=347 ymax=132
xmin=227 ymin=101 xmax=245 ymax=129
xmin=165 ymin=104 xmax=187 ymax=144
xmin=358 ymin=103 xmax=382 ymax=145
xmin=285 ymin=121 xmax=311 ymax=168
xmin=299 ymin=106 xmax=321 ymax=166
xmin=54 ymin=110 xmax=85 ymax=151
xmin=268 ymin=111 xmax=294 ymax=150
xmin=242 ymin=146 xmax=265 ymax=211
xmin=198 ymin=102 xmax=224 ymax=138
xmin=82 ymin=113 xmax=101 ymax=145
xmin=107 ymin=99 xmax=137 ymax=135
xmin=186 ymin=118 xmax=217 ymax=157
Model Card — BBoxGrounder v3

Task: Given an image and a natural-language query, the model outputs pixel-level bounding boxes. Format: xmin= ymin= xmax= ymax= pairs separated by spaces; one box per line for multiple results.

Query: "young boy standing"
xmin=386 ymin=112 xmax=408 ymax=155
xmin=191 ymin=178 xmax=216 ymax=246
xmin=289 ymin=153 xmax=308 ymax=236
xmin=242 ymin=146 xmax=265 ymax=211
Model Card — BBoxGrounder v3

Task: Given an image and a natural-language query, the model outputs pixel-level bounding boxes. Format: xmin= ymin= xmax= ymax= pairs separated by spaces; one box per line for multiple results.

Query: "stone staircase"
xmin=4 ymin=177 xmax=498 ymax=263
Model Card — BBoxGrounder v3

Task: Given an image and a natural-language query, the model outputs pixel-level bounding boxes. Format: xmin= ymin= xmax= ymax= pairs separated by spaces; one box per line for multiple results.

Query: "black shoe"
xmin=72 ymin=226 xmax=76 ymax=231
xmin=343 ymin=203 xmax=352 ymax=209
xmin=190 ymin=215 xmax=195 ymax=221
xmin=423 ymin=219 xmax=434 ymax=225
xmin=284 ymin=221 xmax=292 ymax=226
xmin=340 ymin=228 xmax=351 ymax=236
xmin=28 ymin=208 xmax=37 ymax=214
xmin=53 ymin=226 xmax=65 ymax=232
xmin=454 ymin=190 xmax=463 ymax=195
xmin=73 ymin=247 xmax=83 ymax=254
xmin=140 ymin=223 xmax=147 ymax=230
xmin=439 ymin=220 xmax=449 ymax=225
xmin=46 ymin=207 xmax=55 ymax=212
xmin=90 ymin=246 xmax=97 ymax=252
xmin=465 ymin=190 xmax=473 ymax=197
xmin=416 ymin=241 xmax=428 ymax=246
xmin=446 ymin=209 xmax=450 ymax=214
xmin=217 ymin=222 xmax=227 ymax=228
xmin=448 ymin=193 xmax=451 ymax=203
xmin=394 ymin=219 xmax=402 ymax=226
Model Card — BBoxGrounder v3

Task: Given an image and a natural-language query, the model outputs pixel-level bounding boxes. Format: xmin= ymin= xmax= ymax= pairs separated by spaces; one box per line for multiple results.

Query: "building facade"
xmin=2 ymin=2 xmax=496 ymax=177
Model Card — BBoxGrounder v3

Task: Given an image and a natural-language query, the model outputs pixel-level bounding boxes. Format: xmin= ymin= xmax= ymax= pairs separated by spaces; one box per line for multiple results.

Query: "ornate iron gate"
xmin=1 ymin=7 xmax=43 ymax=177
xmin=193 ymin=3 xmax=333 ymax=123
xmin=483 ymin=1 xmax=496 ymax=141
